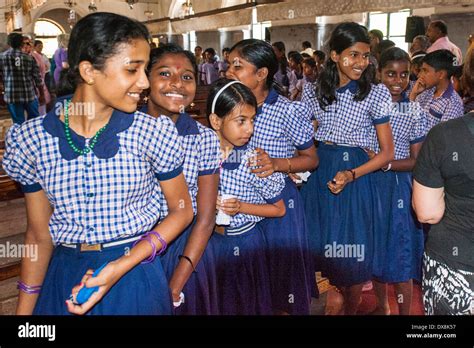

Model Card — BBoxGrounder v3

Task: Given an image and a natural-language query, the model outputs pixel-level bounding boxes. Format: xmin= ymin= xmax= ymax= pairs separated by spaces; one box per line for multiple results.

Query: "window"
xmin=368 ymin=10 xmax=411 ymax=52
xmin=34 ymin=19 xmax=64 ymax=58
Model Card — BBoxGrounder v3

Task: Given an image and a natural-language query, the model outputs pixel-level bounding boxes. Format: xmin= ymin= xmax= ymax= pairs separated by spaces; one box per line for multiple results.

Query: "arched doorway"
xmin=33 ymin=19 xmax=64 ymax=58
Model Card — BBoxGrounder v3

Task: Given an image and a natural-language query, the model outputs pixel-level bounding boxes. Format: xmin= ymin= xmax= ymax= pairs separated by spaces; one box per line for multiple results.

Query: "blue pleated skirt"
xmin=210 ymin=223 xmax=272 ymax=315
xmin=301 ymin=142 xmax=374 ymax=287
xmin=160 ymin=221 xmax=219 ymax=315
xmin=259 ymin=177 xmax=315 ymax=315
xmin=33 ymin=239 xmax=173 ymax=315
xmin=372 ymin=170 xmax=424 ymax=283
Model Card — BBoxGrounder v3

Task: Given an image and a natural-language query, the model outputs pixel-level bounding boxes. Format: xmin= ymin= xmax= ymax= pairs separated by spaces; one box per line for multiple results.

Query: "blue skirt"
xmin=160 ymin=221 xmax=219 ymax=315
xmin=301 ymin=142 xmax=373 ymax=287
xmin=33 ymin=239 xmax=173 ymax=315
xmin=210 ymin=223 xmax=272 ymax=315
xmin=259 ymin=177 xmax=315 ymax=315
xmin=372 ymin=171 xmax=424 ymax=283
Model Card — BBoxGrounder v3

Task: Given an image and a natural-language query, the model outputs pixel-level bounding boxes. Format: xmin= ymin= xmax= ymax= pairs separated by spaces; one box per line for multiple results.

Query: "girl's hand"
xmin=219 ymin=197 xmax=241 ymax=216
xmin=249 ymin=148 xmax=275 ymax=178
xmin=327 ymin=170 xmax=353 ymax=194
xmin=66 ymin=261 xmax=120 ymax=315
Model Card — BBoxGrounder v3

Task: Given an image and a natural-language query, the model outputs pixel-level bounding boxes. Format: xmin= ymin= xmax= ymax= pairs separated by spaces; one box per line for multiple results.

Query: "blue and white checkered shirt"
xmin=219 ymin=144 xmax=285 ymax=228
xmin=249 ymin=89 xmax=314 ymax=162
xmin=157 ymin=113 xmax=220 ymax=216
xmin=2 ymin=103 xmax=184 ymax=244
xmin=371 ymin=93 xmax=427 ymax=160
xmin=415 ymin=83 xmax=464 ymax=131
xmin=302 ymin=81 xmax=392 ymax=147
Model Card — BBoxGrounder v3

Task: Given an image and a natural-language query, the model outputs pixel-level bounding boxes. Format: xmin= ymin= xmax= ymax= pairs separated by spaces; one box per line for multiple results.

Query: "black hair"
xmin=411 ymin=51 xmax=426 ymax=67
xmin=147 ymin=43 xmax=197 ymax=78
xmin=59 ymin=12 xmax=150 ymax=95
xmin=204 ymin=47 xmax=216 ymax=56
xmin=423 ymin=49 xmax=457 ymax=78
xmin=303 ymin=57 xmax=317 ymax=69
xmin=376 ymin=39 xmax=395 ymax=55
xmin=206 ymin=78 xmax=257 ymax=119
xmin=301 ymin=53 xmax=311 ymax=58
xmin=222 ymin=47 xmax=230 ymax=54
xmin=430 ymin=20 xmax=448 ymax=35
xmin=379 ymin=47 xmax=410 ymax=70
xmin=7 ymin=33 xmax=23 ymax=49
xmin=316 ymin=22 xmax=373 ymax=110
xmin=369 ymin=29 xmax=384 ymax=42
xmin=230 ymin=39 xmax=280 ymax=92
xmin=272 ymin=41 xmax=286 ymax=54
xmin=272 ymin=42 xmax=289 ymax=87
xmin=34 ymin=40 xmax=43 ymax=47
xmin=288 ymin=51 xmax=304 ymax=65
xmin=313 ymin=50 xmax=326 ymax=63
xmin=195 ymin=46 xmax=202 ymax=50
xmin=302 ymin=41 xmax=312 ymax=49
xmin=452 ymin=64 xmax=463 ymax=79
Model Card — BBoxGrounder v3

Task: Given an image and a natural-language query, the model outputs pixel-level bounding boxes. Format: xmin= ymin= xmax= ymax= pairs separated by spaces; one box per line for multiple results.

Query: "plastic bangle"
xmin=178 ymin=255 xmax=197 ymax=273
xmin=134 ymin=235 xmax=157 ymax=264
xmin=17 ymin=281 xmax=42 ymax=294
xmin=148 ymin=231 xmax=167 ymax=256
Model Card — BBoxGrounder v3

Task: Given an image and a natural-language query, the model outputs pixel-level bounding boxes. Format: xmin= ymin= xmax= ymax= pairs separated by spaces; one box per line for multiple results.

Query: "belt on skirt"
xmin=59 ymin=235 xmax=142 ymax=252
xmin=320 ymin=140 xmax=358 ymax=147
xmin=214 ymin=222 xmax=256 ymax=236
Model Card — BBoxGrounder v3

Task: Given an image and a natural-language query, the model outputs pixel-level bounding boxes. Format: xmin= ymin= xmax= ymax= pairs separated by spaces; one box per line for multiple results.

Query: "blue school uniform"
xmin=301 ymin=81 xmax=392 ymax=287
xmin=152 ymin=112 xmax=221 ymax=315
xmin=210 ymin=143 xmax=285 ymax=315
xmin=370 ymin=93 xmax=426 ymax=283
xmin=415 ymin=83 xmax=464 ymax=131
xmin=2 ymin=96 xmax=184 ymax=315
xmin=250 ymin=88 xmax=316 ymax=314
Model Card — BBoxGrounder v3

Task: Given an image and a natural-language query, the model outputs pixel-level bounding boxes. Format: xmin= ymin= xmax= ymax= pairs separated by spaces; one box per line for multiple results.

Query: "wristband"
xmin=382 ymin=163 xmax=392 ymax=172
xmin=173 ymin=292 xmax=185 ymax=308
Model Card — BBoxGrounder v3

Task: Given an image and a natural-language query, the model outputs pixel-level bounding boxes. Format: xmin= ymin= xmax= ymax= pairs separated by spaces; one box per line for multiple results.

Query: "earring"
xmin=86 ymin=79 xmax=94 ymax=85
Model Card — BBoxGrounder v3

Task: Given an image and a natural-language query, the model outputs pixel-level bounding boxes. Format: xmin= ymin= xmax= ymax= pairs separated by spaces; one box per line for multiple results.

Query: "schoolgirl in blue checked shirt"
xmin=225 ymin=39 xmax=319 ymax=315
xmin=370 ymin=47 xmax=426 ymax=315
xmin=207 ymin=78 xmax=286 ymax=315
xmin=300 ymin=22 xmax=394 ymax=315
xmin=2 ymin=13 xmax=193 ymax=315
xmin=144 ymin=44 xmax=221 ymax=315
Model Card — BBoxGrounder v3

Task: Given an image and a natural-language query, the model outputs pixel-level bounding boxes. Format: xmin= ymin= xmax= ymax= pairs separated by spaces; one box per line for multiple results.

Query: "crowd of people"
xmin=0 ymin=12 xmax=473 ymax=316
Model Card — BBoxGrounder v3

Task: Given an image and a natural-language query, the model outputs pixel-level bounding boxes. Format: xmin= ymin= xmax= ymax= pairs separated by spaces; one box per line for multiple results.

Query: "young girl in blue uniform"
xmin=144 ymin=44 xmax=221 ymax=315
xmin=300 ymin=22 xmax=394 ymax=315
xmin=226 ymin=39 xmax=318 ymax=315
xmin=2 ymin=13 xmax=193 ymax=315
xmin=371 ymin=47 xmax=426 ymax=315
xmin=207 ymin=78 xmax=286 ymax=315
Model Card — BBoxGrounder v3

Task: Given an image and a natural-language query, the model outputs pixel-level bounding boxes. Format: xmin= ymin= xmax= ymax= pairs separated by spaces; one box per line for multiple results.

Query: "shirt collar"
xmin=43 ymin=95 xmax=135 ymax=160
xmin=337 ymin=80 xmax=358 ymax=94
xmin=441 ymin=83 xmax=455 ymax=99
xmin=175 ymin=112 xmax=200 ymax=136
xmin=221 ymin=143 xmax=249 ymax=170
xmin=257 ymin=88 xmax=279 ymax=114
xmin=140 ymin=105 xmax=198 ymax=136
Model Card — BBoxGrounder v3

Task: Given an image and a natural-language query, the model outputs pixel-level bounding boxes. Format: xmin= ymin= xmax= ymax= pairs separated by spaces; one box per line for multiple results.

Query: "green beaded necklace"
xmin=63 ymin=100 xmax=108 ymax=155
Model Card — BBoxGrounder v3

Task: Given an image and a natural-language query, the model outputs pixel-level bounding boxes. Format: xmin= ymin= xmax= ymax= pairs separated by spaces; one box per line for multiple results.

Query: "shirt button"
xmin=86 ymin=193 xmax=94 ymax=198
xmin=88 ymin=227 xmax=95 ymax=232
xmin=85 ymin=163 xmax=92 ymax=168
